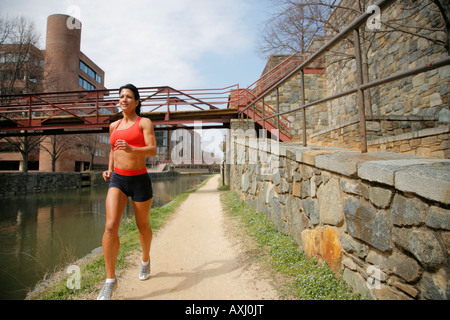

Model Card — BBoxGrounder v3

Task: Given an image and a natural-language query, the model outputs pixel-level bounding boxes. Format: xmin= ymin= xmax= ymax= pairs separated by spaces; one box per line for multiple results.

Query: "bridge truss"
xmin=0 ymin=85 xmax=240 ymax=137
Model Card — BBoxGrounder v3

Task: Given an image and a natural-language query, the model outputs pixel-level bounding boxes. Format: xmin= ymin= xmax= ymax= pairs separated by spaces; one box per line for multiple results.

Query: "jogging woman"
xmin=97 ymin=84 xmax=156 ymax=300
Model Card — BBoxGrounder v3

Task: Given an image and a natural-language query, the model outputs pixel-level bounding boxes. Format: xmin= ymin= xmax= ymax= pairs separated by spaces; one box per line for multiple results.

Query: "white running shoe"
xmin=139 ymin=261 xmax=151 ymax=280
xmin=96 ymin=279 xmax=118 ymax=300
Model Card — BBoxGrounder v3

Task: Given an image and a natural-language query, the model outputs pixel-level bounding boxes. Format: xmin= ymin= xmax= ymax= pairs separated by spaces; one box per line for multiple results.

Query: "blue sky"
xmin=1 ymin=0 xmax=274 ymax=90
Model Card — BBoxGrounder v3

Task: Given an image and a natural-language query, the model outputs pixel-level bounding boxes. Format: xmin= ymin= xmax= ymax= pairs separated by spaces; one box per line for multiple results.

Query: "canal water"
xmin=0 ymin=173 xmax=210 ymax=300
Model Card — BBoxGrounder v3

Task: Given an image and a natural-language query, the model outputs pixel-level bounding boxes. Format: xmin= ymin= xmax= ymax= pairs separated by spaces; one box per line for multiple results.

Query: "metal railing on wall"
xmin=238 ymin=0 xmax=450 ymax=152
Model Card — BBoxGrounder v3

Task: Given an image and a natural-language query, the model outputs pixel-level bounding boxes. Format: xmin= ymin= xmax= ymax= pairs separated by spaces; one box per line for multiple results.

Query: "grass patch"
xmin=27 ymin=175 xmax=213 ymax=300
xmin=221 ymin=190 xmax=362 ymax=300
xmin=217 ymin=179 xmax=230 ymax=191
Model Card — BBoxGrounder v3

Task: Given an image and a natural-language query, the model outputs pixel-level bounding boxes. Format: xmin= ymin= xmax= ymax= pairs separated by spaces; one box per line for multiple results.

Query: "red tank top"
xmin=110 ymin=117 xmax=146 ymax=151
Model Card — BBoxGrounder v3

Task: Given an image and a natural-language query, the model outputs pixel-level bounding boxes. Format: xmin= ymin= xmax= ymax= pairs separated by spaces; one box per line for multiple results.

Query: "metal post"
xmin=262 ymin=97 xmax=265 ymax=131
xmin=300 ymin=70 xmax=307 ymax=147
xmin=28 ymin=96 xmax=32 ymax=128
xmin=166 ymin=90 xmax=170 ymax=121
xmin=252 ymin=102 xmax=255 ymax=123
xmin=276 ymin=87 xmax=280 ymax=139
xmin=354 ymin=28 xmax=367 ymax=153
xmin=237 ymin=84 xmax=240 ymax=110
xmin=96 ymin=91 xmax=99 ymax=124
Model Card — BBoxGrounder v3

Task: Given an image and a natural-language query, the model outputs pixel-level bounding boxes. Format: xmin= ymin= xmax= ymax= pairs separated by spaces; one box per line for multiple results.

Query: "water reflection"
xmin=0 ymin=174 xmax=210 ymax=300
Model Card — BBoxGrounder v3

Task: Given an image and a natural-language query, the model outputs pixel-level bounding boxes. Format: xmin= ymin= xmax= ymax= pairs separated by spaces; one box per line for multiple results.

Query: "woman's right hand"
xmin=103 ymin=170 xmax=113 ymax=181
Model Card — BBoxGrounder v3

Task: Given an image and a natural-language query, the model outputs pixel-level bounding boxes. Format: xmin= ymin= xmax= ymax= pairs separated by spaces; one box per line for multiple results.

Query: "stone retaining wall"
xmin=0 ymin=170 xmax=180 ymax=196
xmin=225 ymin=127 xmax=449 ymax=299
xmin=0 ymin=172 xmax=87 ymax=196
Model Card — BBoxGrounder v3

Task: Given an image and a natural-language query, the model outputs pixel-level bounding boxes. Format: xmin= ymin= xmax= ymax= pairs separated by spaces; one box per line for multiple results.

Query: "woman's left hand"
xmin=114 ymin=139 xmax=133 ymax=152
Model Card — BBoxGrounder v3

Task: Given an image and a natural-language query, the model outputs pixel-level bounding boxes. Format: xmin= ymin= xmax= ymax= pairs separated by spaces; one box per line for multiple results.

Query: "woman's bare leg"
xmin=133 ymin=198 xmax=153 ymax=263
xmin=103 ymin=188 xmax=128 ymax=279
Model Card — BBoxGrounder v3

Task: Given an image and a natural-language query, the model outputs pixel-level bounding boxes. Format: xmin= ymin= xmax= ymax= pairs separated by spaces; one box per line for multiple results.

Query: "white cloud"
xmin=1 ymin=0 xmax=270 ymax=89
xmin=70 ymin=0 xmax=254 ymax=88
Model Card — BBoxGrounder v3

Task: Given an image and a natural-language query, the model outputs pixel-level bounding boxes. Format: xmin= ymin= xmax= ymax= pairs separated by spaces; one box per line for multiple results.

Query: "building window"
xmin=79 ymin=60 xmax=102 ymax=84
xmin=0 ymin=53 xmax=19 ymax=63
xmin=79 ymin=76 xmax=95 ymax=90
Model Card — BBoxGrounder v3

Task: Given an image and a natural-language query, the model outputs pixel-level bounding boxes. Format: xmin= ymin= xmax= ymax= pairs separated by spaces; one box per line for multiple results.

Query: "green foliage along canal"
xmin=0 ymin=173 xmax=210 ymax=300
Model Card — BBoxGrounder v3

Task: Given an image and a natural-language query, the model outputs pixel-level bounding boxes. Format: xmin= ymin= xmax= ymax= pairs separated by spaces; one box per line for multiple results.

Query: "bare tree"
xmin=0 ymin=15 xmax=42 ymax=96
xmin=0 ymin=17 xmax=12 ymax=46
xmin=379 ymin=0 xmax=449 ymax=53
xmin=2 ymin=134 xmax=45 ymax=172
xmin=40 ymin=135 xmax=77 ymax=172
xmin=432 ymin=0 xmax=450 ymax=53
xmin=74 ymin=134 xmax=105 ymax=171
xmin=259 ymin=0 xmax=336 ymax=57
xmin=0 ymin=16 xmax=44 ymax=172
xmin=259 ymin=0 xmax=449 ymax=59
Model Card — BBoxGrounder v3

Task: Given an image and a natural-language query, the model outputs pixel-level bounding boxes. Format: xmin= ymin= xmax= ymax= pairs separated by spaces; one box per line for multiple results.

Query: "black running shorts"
xmin=109 ymin=172 xmax=153 ymax=202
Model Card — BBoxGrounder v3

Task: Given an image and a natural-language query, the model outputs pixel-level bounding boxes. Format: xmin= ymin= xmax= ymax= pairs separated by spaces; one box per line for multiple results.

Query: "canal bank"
xmin=25 ymin=175 xmax=216 ymax=300
xmin=0 ymin=173 xmax=211 ymax=300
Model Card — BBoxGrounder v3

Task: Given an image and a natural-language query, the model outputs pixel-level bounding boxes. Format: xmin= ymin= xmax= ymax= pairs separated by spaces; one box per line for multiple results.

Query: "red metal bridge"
xmin=0 ymin=53 xmax=323 ymax=142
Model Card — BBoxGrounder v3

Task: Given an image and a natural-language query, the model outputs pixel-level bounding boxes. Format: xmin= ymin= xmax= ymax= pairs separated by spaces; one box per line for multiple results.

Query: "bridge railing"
xmin=234 ymin=45 xmax=325 ymax=142
xmin=0 ymin=89 xmax=118 ymax=129
xmin=139 ymin=85 xmax=237 ymax=112
xmin=237 ymin=0 xmax=450 ymax=152
xmin=236 ymin=88 xmax=292 ymax=141
xmin=0 ymin=85 xmax=241 ymax=134
xmin=245 ymin=52 xmax=324 ymax=99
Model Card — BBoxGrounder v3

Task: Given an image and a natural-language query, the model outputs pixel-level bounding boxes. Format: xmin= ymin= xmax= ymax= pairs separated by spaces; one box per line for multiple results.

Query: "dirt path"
xmin=109 ymin=174 xmax=280 ymax=300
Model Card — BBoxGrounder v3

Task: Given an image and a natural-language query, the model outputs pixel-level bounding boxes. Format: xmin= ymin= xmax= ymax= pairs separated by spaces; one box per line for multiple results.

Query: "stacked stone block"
xmin=228 ymin=134 xmax=449 ymax=299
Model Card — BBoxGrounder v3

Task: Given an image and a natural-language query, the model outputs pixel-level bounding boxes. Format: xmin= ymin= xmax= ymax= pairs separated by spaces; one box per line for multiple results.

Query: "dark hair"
xmin=119 ymin=83 xmax=141 ymax=116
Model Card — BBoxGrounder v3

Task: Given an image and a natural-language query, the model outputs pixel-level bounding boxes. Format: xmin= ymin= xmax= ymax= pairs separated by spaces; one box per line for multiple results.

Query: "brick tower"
xmin=43 ymin=14 xmax=82 ymax=92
